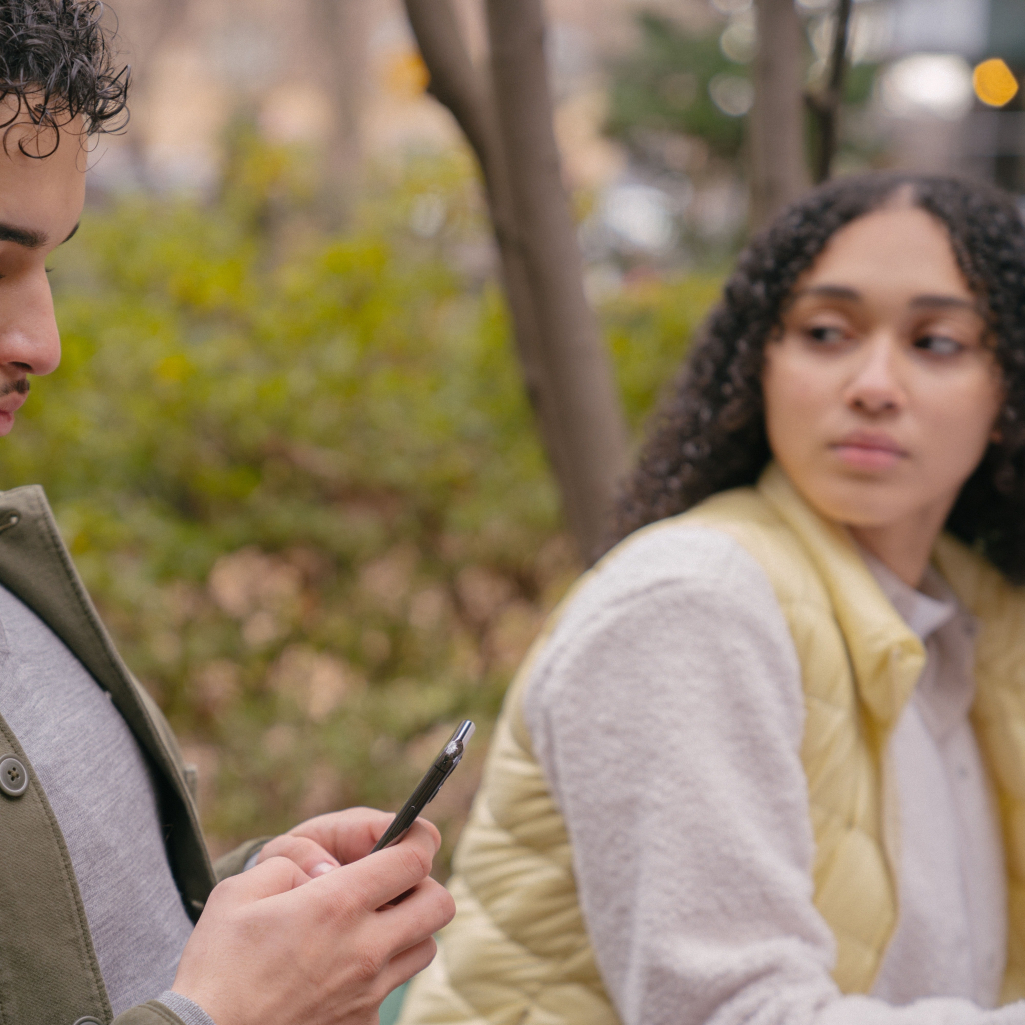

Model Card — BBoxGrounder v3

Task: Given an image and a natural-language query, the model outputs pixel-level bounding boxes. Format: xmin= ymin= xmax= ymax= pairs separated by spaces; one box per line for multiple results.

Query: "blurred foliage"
xmin=0 ymin=134 xmax=718 ymax=874
xmin=606 ymin=12 xmax=749 ymax=159
xmin=843 ymin=62 xmax=879 ymax=107
xmin=606 ymin=9 xmax=882 ymax=181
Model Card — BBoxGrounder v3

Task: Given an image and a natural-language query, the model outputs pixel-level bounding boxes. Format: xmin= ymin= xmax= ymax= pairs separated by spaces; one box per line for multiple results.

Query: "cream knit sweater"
xmin=523 ymin=525 xmax=1025 ymax=1025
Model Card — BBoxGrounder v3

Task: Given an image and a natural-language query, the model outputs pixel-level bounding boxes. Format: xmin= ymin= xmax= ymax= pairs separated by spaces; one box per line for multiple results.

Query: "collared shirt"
xmin=865 ymin=554 xmax=1006 ymax=1007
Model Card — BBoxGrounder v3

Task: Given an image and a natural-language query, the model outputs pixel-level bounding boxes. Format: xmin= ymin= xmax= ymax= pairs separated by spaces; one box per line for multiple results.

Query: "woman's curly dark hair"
xmin=615 ymin=172 xmax=1025 ymax=582
xmin=0 ymin=0 xmax=128 ymax=157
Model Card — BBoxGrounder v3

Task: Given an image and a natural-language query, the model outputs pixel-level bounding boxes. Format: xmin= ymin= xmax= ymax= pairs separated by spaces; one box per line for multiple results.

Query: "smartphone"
xmin=371 ymin=719 xmax=475 ymax=853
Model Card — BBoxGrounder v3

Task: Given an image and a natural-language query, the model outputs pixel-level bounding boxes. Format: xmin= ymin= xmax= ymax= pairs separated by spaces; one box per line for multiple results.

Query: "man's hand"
xmin=171 ymin=816 xmax=455 ymax=1025
xmin=255 ymin=807 xmax=413 ymax=878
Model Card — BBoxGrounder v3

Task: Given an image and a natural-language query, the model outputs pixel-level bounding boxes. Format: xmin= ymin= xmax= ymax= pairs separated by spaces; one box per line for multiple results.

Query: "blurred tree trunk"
xmin=308 ymin=0 xmax=370 ymax=226
xmin=750 ymin=0 xmax=809 ymax=229
xmin=404 ymin=0 xmax=630 ymax=563
xmin=807 ymin=0 xmax=853 ymax=183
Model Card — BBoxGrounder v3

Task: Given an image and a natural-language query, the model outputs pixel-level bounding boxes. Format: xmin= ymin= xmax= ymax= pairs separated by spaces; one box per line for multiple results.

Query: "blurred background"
xmin=5 ymin=0 xmax=1023 ymax=872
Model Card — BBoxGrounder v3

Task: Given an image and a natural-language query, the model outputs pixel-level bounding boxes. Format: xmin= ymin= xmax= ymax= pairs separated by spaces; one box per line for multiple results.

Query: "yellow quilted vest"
xmin=400 ymin=464 xmax=1025 ymax=1025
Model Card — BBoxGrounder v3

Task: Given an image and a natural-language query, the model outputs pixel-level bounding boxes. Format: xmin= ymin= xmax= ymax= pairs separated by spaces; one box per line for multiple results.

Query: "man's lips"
xmin=830 ymin=431 xmax=908 ymax=469
xmin=0 ymin=390 xmax=28 ymax=432
xmin=0 ymin=391 xmax=28 ymax=416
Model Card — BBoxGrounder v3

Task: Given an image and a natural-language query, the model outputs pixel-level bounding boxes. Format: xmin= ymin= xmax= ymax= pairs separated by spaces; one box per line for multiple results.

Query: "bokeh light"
xmin=879 ymin=53 xmax=974 ymax=121
xmin=973 ymin=58 xmax=1019 ymax=108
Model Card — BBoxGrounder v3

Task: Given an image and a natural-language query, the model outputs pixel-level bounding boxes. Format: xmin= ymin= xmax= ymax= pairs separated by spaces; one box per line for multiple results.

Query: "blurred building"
xmin=92 ymin=0 xmax=697 ymax=197
xmin=89 ymin=0 xmax=1025 ymax=275
xmin=877 ymin=0 xmax=1025 ymax=190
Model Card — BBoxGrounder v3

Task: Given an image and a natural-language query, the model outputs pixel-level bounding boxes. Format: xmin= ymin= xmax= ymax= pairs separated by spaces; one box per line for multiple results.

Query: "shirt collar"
xmin=858 ymin=548 xmax=958 ymax=643
xmin=859 ymin=546 xmax=978 ymax=740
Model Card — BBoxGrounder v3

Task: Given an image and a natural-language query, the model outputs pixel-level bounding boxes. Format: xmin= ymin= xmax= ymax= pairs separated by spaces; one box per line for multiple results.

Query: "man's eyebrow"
xmin=0 ymin=222 xmax=47 ymax=249
xmin=0 ymin=220 xmax=80 ymax=250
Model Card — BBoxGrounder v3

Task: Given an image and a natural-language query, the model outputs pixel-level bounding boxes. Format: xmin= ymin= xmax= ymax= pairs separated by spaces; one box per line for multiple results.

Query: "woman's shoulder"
xmin=582 ymin=503 xmax=826 ymax=613
xmin=595 ymin=520 xmax=772 ymax=601
xmin=542 ymin=523 xmax=792 ymax=669
xmin=522 ymin=521 xmax=807 ymax=762
xmin=598 ymin=484 xmax=827 ymax=611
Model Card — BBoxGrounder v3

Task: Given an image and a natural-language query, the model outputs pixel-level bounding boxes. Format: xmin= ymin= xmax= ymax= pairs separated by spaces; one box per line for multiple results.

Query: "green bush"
xmin=1 ymin=144 xmax=718 ymax=871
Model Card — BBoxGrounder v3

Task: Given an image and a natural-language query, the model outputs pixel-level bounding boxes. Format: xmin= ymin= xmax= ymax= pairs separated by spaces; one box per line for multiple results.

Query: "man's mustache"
xmin=0 ymin=380 xmax=29 ymax=397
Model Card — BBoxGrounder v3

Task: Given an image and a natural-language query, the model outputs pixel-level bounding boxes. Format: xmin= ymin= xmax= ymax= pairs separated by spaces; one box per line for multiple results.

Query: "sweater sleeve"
xmin=110 ymin=994 xmax=216 ymax=1025
xmin=112 ymin=1001 xmax=186 ymax=1025
xmin=523 ymin=526 xmax=1025 ymax=1025
xmin=212 ymin=836 xmax=273 ymax=881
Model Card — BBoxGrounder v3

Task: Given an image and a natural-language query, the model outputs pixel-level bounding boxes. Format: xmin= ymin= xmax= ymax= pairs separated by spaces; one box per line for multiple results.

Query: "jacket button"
xmin=72 ymin=1018 xmax=103 ymax=1025
xmin=0 ymin=756 xmax=28 ymax=797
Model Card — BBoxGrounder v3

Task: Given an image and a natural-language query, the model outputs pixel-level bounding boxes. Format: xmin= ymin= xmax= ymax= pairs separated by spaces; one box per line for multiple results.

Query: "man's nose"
xmin=843 ymin=336 xmax=904 ymax=415
xmin=0 ymin=266 xmax=61 ymax=377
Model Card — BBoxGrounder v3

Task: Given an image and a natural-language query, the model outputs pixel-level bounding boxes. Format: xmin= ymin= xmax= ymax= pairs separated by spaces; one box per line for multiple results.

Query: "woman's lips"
xmin=831 ymin=432 xmax=908 ymax=470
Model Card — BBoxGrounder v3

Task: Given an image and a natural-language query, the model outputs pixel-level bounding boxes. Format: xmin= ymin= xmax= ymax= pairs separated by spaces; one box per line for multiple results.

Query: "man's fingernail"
xmin=311 ymin=861 xmax=336 ymax=877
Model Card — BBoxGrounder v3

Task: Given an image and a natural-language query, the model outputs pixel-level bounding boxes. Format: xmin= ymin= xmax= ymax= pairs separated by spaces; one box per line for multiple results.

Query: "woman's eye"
xmin=915 ymin=334 xmax=963 ymax=356
xmin=806 ymin=325 xmax=846 ymax=344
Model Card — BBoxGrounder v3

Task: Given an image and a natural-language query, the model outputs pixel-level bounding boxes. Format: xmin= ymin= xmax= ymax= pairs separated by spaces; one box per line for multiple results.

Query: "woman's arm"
xmin=524 ymin=526 xmax=1022 ymax=1025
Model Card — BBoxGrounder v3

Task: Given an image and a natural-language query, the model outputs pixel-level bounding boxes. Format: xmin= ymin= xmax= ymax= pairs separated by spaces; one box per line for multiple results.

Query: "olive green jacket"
xmin=0 ymin=485 xmax=264 ymax=1025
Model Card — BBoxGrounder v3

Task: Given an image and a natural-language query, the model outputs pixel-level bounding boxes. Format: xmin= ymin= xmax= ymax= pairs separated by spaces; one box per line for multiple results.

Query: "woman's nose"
xmin=843 ymin=336 xmax=903 ymax=415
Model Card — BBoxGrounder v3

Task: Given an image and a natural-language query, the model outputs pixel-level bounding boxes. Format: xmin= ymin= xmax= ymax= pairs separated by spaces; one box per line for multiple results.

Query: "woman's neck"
xmin=847 ymin=514 xmax=947 ymax=588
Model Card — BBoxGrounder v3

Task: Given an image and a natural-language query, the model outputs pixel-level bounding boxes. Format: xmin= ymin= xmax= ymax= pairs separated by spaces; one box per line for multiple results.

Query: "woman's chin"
xmin=791 ymin=473 xmax=917 ymax=533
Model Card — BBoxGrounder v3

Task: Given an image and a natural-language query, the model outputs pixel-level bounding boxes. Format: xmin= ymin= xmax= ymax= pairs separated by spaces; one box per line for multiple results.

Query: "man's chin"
xmin=0 ymin=411 xmax=18 ymax=435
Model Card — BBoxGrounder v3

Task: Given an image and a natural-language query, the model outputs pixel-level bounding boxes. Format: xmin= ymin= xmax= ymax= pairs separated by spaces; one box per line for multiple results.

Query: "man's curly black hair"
xmin=615 ymin=172 xmax=1025 ymax=582
xmin=0 ymin=0 xmax=128 ymax=156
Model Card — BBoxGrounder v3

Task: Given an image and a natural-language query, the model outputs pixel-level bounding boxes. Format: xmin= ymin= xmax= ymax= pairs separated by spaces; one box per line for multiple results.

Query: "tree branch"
xmin=404 ymin=0 xmax=631 ymax=561
xmin=405 ymin=0 xmax=610 ymax=560
xmin=403 ymin=0 xmax=549 ymax=404
xmin=807 ymin=0 xmax=853 ymax=183
xmin=486 ymin=0 xmax=629 ymax=559
xmin=402 ymin=0 xmax=496 ymax=185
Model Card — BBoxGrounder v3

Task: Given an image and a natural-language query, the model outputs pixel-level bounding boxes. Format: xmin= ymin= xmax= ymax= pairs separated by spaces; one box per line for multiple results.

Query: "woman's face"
xmin=762 ymin=205 xmax=1002 ymax=549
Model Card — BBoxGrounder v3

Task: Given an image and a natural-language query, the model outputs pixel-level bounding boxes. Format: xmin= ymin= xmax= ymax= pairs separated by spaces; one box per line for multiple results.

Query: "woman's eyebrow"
xmin=790 ymin=285 xmax=862 ymax=303
xmin=789 ymin=286 xmax=981 ymax=315
xmin=908 ymin=294 xmax=979 ymax=312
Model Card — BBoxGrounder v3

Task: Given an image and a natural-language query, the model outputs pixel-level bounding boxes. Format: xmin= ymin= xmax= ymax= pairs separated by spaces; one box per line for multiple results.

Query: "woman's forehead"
xmin=799 ymin=206 xmax=972 ymax=301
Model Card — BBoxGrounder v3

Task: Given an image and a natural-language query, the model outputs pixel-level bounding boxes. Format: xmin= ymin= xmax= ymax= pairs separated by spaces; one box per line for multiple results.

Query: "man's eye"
xmin=915 ymin=334 xmax=963 ymax=356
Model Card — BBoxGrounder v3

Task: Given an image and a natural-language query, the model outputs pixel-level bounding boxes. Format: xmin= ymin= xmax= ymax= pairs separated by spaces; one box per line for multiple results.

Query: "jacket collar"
xmin=0 ymin=484 xmax=215 ymax=907
xmin=757 ymin=463 xmax=926 ymax=726
xmin=0 ymin=486 xmax=166 ymax=759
